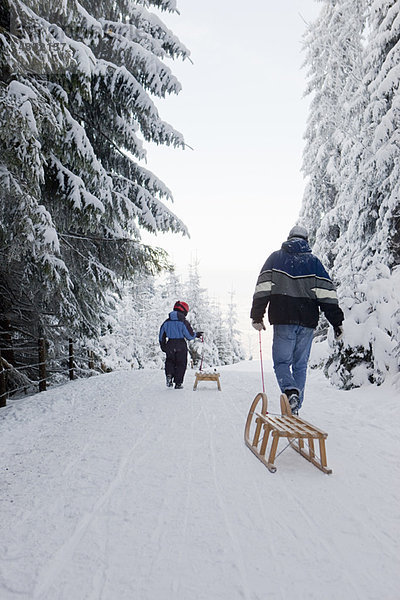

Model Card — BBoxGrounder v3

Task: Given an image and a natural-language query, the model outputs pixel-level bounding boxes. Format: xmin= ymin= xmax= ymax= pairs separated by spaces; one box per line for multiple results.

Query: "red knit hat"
xmin=174 ymin=301 xmax=189 ymax=314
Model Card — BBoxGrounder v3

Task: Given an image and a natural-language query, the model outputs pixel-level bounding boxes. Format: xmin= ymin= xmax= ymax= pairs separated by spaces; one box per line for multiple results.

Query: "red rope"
xmin=199 ymin=336 xmax=204 ymax=372
xmin=259 ymin=331 xmax=266 ymax=394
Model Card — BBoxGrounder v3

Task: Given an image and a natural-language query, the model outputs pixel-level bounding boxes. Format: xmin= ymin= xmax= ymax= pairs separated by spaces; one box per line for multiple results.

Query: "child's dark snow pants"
xmin=165 ymin=339 xmax=188 ymax=385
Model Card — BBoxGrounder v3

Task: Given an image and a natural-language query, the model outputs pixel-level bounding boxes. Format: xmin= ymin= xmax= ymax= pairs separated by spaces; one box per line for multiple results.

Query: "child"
xmin=159 ymin=301 xmax=203 ymax=389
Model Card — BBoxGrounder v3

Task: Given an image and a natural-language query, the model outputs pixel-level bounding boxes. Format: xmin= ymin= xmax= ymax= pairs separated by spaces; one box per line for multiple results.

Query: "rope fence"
xmin=0 ymin=336 xmax=100 ymax=408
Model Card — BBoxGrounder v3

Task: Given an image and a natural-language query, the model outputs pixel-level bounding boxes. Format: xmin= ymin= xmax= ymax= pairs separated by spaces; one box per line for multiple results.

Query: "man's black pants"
xmin=165 ymin=339 xmax=188 ymax=385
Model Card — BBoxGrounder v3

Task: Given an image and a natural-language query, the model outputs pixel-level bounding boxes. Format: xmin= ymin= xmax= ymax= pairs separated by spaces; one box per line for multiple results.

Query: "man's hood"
xmin=281 ymin=238 xmax=311 ymax=254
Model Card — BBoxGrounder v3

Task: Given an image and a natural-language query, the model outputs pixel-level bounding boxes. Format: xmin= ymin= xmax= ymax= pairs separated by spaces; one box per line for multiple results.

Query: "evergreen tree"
xmin=96 ymin=264 xmax=245 ymax=373
xmin=344 ymin=0 xmax=400 ymax=271
xmin=225 ymin=290 xmax=245 ymax=364
xmin=302 ymin=0 xmax=400 ymax=387
xmin=328 ymin=0 xmax=400 ymax=386
xmin=97 ymin=273 xmax=167 ymax=370
xmin=0 ymin=0 xmax=189 ymax=351
xmin=300 ymin=0 xmax=366 ymax=269
xmin=183 ymin=260 xmax=214 ymax=366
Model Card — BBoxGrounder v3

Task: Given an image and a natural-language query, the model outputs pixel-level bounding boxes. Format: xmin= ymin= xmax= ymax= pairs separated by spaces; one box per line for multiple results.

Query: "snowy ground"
xmin=0 ymin=361 xmax=399 ymax=600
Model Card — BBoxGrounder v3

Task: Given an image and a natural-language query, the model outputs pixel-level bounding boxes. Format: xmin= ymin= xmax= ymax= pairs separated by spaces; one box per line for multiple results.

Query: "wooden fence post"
xmin=0 ymin=320 xmax=14 ymax=365
xmin=69 ymin=338 xmax=74 ymax=380
xmin=0 ymin=351 xmax=7 ymax=408
xmin=38 ymin=338 xmax=46 ymax=392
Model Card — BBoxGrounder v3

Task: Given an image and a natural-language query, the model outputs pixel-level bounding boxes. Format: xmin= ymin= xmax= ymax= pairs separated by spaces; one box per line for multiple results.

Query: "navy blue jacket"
xmin=250 ymin=238 xmax=344 ymax=329
xmin=159 ymin=311 xmax=196 ymax=351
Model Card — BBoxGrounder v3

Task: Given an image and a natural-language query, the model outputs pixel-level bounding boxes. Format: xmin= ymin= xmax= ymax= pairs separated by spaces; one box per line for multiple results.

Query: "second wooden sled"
xmin=193 ymin=371 xmax=221 ymax=391
xmin=244 ymin=393 xmax=332 ymax=474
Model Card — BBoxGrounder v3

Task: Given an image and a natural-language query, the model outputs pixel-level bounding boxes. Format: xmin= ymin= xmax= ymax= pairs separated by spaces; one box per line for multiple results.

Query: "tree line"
xmin=95 ymin=264 xmax=244 ymax=372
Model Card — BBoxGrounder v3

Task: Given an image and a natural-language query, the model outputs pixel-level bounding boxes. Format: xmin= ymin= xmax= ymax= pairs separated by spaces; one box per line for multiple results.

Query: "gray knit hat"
xmin=288 ymin=224 xmax=308 ymax=240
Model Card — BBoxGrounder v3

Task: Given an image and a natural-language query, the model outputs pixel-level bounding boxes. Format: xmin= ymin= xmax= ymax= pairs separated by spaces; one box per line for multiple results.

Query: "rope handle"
xmin=199 ymin=335 xmax=204 ymax=372
xmin=259 ymin=331 xmax=266 ymax=395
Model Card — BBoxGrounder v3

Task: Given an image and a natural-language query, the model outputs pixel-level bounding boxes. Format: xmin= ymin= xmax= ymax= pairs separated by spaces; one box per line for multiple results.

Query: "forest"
xmin=0 ymin=0 xmax=399 ymax=398
xmin=0 ymin=0 xmax=244 ymax=399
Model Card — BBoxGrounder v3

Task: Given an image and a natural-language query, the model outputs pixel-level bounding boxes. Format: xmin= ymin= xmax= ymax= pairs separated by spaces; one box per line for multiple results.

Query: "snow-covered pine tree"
xmin=182 ymin=266 xmax=245 ymax=368
xmin=299 ymin=0 xmax=366 ymax=354
xmin=96 ymin=263 xmax=245 ymax=372
xmin=96 ymin=272 xmax=168 ymax=371
xmin=340 ymin=0 xmax=400 ymax=273
xmin=302 ymin=0 xmax=400 ymax=387
xmin=300 ymin=0 xmax=366 ymax=270
xmin=325 ymin=0 xmax=400 ymax=386
xmin=212 ymin=303 xmax=230 ymax=366
xmin=226 ymin=290 xmax=245 ymax=364
xmin=182 ymin=260 xmax=215 ymax=367
xmin=0 ymin=0 xmax=189 ymax=353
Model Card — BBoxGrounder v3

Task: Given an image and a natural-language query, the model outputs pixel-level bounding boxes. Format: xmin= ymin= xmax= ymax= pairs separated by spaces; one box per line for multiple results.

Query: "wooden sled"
xmin=244 ymin=393 xmax=332 ymax=474
xmin=193 ymin=371 xmax=221 ymax=391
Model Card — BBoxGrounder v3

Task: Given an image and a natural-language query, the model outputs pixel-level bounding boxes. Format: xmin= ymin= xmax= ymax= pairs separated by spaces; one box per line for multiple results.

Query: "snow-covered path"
xmin=1 ymin=362 xmax=399 ymax=600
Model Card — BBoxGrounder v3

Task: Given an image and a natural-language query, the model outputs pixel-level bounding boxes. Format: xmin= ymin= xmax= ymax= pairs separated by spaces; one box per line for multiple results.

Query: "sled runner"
xmin=244 ymin=393 xmax=332 ymax=474
xmin=193 ymin=371 xmax=221 ymax=391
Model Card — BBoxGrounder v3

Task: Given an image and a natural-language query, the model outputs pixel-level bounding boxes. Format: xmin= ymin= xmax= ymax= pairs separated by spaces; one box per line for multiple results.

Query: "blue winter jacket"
xmin=159 ymin=311 xmax=196 ymax=351
xmin=250 ymin=238 xmax=344 ymax=329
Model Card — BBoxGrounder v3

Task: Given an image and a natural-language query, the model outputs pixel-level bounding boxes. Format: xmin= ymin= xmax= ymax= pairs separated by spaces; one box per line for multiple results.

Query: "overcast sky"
xmin=142 ymin=0 xmax=321 ymax=356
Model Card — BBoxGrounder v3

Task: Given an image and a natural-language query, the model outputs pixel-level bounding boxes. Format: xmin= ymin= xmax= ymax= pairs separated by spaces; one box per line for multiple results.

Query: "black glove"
xmin=160 ymin=342 xmax=167 ymax=352
xmin=334 ymin=325 xmax=343 ymax=341
xmin=252 ymin=320 xmax=266 ymax=331
xmin=195 ymin=331 xmax=204 ymax=338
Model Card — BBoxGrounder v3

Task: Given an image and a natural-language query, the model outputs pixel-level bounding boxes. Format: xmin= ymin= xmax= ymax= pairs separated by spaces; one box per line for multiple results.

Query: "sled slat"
xmin=256 ymin=413 xmax=326 ymax=439
xmin=290 ymin=416 xmax=329 ymax=437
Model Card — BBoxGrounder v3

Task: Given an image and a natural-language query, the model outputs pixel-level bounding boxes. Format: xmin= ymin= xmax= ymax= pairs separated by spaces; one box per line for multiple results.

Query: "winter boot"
xmin=284 ymin=389 xmax=300 ymax=414
xmin=166 ymin=375 xmax=174 ymax=388
xmin=175 ymin=383 xmax=183 ymax=389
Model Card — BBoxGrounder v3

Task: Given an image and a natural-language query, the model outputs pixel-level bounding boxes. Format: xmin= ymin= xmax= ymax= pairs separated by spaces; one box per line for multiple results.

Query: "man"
xmin=159 ymin=301 xmax=203 ymax=389
xmin=250 ymin=225 xmax=344 ymax=414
